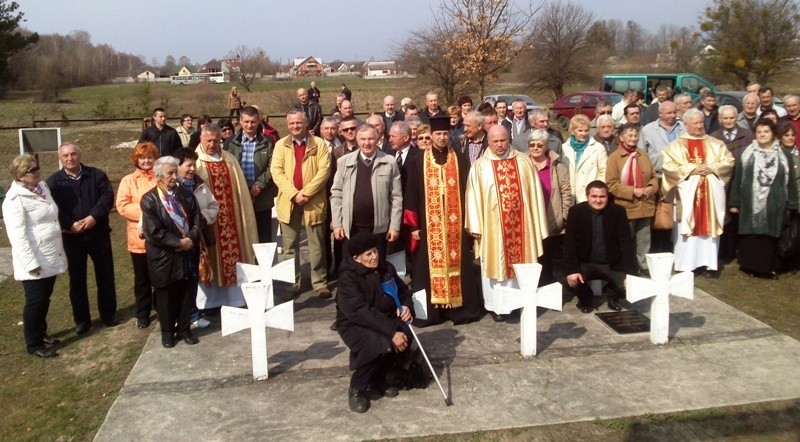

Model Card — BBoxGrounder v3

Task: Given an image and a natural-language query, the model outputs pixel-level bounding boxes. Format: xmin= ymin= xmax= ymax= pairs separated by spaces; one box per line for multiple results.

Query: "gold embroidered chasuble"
xmin=194 ymin=148 xmax=258 ymax=286
xmin=465 ymin=149 xmax=548 ymax=281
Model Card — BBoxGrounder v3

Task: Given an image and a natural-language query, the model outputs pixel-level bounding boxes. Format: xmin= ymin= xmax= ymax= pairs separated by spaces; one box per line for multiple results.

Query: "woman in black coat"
xmin=335 ymin=233 xmax=415 ymax=413
xmin=141 ymin=156 xmax=203 ymax=348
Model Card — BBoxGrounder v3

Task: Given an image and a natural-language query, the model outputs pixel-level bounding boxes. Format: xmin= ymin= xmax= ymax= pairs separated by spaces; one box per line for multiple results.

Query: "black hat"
xmin=430 ymin=115 xmax=450 ymax=132
xmin=348 ymin=232 xmax=378 ymax=256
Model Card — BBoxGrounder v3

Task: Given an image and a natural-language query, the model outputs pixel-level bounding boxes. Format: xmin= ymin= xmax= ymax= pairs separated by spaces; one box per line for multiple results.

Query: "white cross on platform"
xmin=221 ymin=243 xmax=296 ymax=381
xmin=221 ymin=283 xmax=294 ymax=380
xmin=626 ymin=253 xmax=694 ymax=345
xmin=493 ymin=263 xmax=562 ymax=357
xmin=235 ymin=243 xmax=295 ymax=309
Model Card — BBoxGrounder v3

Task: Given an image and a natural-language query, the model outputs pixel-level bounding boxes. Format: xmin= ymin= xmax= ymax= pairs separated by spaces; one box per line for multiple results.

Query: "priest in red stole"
xmin=403 ymin=115 xmax=483 ymax=326
xmin=465 ymin=125 xmax=548 ymax=319
xmin=662 ymin=109 xmax=734 ymax=276
xmin=193 ymin=124 xmax=258 ymax=307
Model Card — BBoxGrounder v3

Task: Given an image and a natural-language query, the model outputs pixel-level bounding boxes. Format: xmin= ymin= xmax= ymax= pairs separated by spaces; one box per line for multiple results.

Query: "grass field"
xmin=0 ymin=79 xmax=798 ymax=440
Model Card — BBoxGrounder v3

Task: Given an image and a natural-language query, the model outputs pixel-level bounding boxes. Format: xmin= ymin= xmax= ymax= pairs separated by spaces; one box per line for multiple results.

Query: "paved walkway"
xmin=95 ymin=282 xmax=800 ymax=440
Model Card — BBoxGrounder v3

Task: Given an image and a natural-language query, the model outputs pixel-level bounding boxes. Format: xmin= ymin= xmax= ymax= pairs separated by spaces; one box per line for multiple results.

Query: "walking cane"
xmin=381 ymin=279 xmax=453 ymax=406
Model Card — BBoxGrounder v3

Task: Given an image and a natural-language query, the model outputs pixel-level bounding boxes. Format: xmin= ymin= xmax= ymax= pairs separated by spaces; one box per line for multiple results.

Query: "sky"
xmin=18 ymin=0 xmax=711 ymax=66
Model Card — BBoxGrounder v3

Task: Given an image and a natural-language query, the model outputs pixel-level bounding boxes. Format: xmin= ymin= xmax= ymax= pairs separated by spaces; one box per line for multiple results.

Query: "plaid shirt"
xmin=240 ymin=135 xmax=257 ymax=184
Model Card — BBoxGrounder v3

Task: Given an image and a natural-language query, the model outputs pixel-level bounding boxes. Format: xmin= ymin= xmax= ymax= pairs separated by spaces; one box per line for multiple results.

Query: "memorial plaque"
xmin=596 ymin=310 xmax=650 ymax=334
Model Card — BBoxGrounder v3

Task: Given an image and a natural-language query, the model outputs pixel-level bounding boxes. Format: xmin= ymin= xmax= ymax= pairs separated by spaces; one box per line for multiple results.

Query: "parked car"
xmin=551 ymin=91 xmax=623 ymax=130
xmin=481 ymin=94 xmax=540 ymax=116
xmin=601 ymin=73 xmax=718 ymax=102
xmin=713 ymin=91 xmax=784 ymax=113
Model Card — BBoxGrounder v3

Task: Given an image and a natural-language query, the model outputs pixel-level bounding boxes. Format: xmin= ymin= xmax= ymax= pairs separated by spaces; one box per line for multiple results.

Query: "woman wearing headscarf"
xmin=729 ymin=119 xmax=799 ymax=279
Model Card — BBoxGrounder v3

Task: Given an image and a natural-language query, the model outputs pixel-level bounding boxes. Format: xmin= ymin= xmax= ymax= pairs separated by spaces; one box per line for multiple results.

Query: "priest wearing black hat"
xmin=334 ymin=232 xmax=416 ymax=413
xmin=402 ymin=115 xmax=484 ymax=326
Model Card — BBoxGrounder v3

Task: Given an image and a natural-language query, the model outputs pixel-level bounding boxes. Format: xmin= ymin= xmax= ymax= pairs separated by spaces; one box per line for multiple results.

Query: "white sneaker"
xmin=191 ymin=317 xmax=211 ymax=329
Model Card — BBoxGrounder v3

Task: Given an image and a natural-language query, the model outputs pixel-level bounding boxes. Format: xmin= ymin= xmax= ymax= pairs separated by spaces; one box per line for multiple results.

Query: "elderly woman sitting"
xmin=334 ymin=232 xmax=423 ymax=413
xmin=141 ymin=156 xmax=203 ymax=348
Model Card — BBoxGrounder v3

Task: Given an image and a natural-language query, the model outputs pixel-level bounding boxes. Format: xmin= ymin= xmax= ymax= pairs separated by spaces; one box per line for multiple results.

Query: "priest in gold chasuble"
xmin=662 ymin=109 xmax=734 ymax=274
xmin=193 ymin=125 xmax=258 ymax=308
xmin=465 ymin=125 xmax=549 ymax=315
xmin=403 ymin=115 xmax=483 ymax=327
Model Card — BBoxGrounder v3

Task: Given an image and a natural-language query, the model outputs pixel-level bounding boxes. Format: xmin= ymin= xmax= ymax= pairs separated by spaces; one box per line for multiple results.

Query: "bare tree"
xmin=396 ymin=19 xmax=470 ymax=104
xmin=524 ymin=1 xmax=595 ymax=100
xmin=437 ymin=0 xmax=541 ymax=98
xmin=227 ymin=45 xmax=274 ymax=92
xmin=701 ymin=0 xmax=800 ymax=87
xmin=162 ymin=55 xmax=176 ymax=76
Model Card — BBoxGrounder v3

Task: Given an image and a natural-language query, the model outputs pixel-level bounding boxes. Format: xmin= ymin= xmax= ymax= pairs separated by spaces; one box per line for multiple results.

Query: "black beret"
xmin=348 ymin=232 xmax=378 ymax=256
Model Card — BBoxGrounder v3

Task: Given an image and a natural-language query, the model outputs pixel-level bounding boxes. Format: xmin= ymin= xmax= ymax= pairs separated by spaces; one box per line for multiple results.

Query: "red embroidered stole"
xmin=492 ymin=158 xmax=525 ymax=278
xmin=205 ymin=161 xmax=244 ymax=286
xmin=687 ymin=139 xmax=711 ymax=236
xmin=423 ymin=149 xmax=463 ymax=307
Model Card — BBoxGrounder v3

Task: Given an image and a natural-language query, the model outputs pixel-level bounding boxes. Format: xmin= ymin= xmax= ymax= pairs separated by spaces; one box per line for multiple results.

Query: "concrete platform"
xmin=95 ymin=285 xmax=800 ymax=441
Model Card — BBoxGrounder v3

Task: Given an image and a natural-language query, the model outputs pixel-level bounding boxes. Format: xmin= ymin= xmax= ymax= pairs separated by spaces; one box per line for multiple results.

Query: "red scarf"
xmin=620 ymin=144 xmax=643 ymax=188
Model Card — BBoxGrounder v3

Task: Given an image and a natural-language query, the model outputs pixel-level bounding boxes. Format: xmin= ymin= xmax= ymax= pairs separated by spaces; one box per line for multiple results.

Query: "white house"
xmin=136 ymin=70 xmax=156 ymax=82
xmin=364 ymin=61 xmax=398 ymax=78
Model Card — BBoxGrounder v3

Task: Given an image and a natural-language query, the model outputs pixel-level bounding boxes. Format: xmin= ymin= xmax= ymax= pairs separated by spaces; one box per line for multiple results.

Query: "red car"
xmin=551 ymin=92 xmax=622 ymax=130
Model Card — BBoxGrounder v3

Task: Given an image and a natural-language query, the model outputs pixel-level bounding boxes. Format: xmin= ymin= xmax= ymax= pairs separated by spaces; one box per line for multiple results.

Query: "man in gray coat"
xmin=330 ymin=124 xmax=402 ymax=260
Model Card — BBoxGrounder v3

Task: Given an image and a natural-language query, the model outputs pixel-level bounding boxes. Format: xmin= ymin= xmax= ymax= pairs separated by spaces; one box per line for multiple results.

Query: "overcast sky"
xmin=19 ymin=0 xmax=711 ymax=65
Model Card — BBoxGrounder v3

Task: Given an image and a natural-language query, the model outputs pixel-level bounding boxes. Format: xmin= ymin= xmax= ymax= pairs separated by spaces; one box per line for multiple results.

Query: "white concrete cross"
xmin=236 ymin=242 xmax=295 ymax=309
xmin=626 ymin=253 xmax=694 ymax=345
xmin=221 ymin=283 xmax=294 ymax=380
xmin=493 ymin=263 xmax=563 ymax=357
xmin=221 ymin=242 xmax=296 ymax=380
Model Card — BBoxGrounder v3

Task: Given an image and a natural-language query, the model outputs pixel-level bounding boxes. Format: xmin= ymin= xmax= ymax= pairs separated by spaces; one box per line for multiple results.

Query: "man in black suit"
xmin=292 ymin=88 xmax=323 ymax=136
xmin=366 ymin=114 xmax=391 ymax=154
xmin=563 ymin=180 xmax=638 ymax=313
xmin=388 ymin=121 xmax=419 ymax=193
xmin=381 ymin=95 xmax=405 ymax=133
xmin=139 ymin=107 xmax=183 ymax=157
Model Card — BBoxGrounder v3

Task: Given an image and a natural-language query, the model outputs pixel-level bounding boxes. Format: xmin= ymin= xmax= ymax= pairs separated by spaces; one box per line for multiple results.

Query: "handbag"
xmin=652 ymin=198 xmax=675 ymax=230
xmin=777 ymin=214 xmax=800 ymax=259
xmin=198 ymin=235 xmax=214 ymax=286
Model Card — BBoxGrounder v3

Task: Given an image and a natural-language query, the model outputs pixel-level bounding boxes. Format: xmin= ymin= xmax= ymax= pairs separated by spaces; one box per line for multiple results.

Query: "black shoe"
xmin=180 ymin=332 xmax=199 ymax=345
xmin=329 ymin=321 xmax=337 ymax=331
xmin=576 ymin=303 xmax=593 ymax=314
xmin=348 ymin=387 xmax=370 ymax=413
xmin=367 ymin=384 xmax=400 ymax=399
xmin=43 ymin=336 xmax=60 ymax=346
xmin=137 ymin=317 xmax=151 ymax=329
xmin=75 ymin=323 xmax=92 ymax=335
xmin=161 ymin=332 xmax=175 ymax=348
xmin=490 ymin=312 xmax=506 ymax=322
xmin=607 ymin=300 xmax=622 ymax=311
xmin=29 ymin=348 xmax=58 ymax=358
xmin=103 ymin=319 xmax=120 ymax=327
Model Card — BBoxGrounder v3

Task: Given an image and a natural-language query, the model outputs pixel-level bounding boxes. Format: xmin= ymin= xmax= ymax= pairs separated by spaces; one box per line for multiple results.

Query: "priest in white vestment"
xmin=465 ymin=125 xmax=549 ymax=318
xmin=193 ymin=124 xmax=259 ymax=308
xmin=662 ymin=109 xmax=734 ymax=276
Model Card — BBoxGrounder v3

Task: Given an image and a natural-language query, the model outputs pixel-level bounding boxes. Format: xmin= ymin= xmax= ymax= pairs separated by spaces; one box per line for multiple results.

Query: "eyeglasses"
xmin=528 ymin=143 xmax=545 ymax=148
xmin=340 ymin=126 xmax=357 ymax=132
xmin=183 ymin=118 xmax=193 ymax=122
xmin=222 ymin=127 xmax=233 ymax=132
xmin=26 ymin=166 xmax=40 ymax=174
xmin=417 ymin=136 xmax=431 ymax=141
xmin=597 ymin=111 xmax=612 ymax=115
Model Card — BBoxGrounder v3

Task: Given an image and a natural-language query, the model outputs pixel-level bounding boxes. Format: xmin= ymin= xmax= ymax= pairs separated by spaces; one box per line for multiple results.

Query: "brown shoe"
xmin=317 ymin=288 xmax=332 ymax=299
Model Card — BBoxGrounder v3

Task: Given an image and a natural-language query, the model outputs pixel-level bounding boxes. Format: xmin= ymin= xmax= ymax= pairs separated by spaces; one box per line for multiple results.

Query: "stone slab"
xmin=94 ymin=288 xmax=800 ymax=441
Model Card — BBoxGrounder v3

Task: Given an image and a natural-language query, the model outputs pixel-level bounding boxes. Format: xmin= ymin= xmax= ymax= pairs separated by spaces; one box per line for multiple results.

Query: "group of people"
xmin=4 ymin=82 xmax=798 ymax=414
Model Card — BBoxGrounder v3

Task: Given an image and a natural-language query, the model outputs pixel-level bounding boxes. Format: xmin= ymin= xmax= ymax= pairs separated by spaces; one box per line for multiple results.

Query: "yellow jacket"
xmin=270 ymin=135 xmax=330 ymax=226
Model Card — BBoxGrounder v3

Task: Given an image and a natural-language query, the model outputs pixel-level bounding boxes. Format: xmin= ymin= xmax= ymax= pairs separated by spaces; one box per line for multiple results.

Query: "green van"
xmin=601 ymin=73 xmax=718 ymax=102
